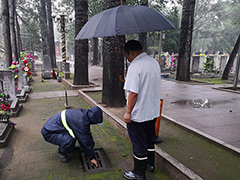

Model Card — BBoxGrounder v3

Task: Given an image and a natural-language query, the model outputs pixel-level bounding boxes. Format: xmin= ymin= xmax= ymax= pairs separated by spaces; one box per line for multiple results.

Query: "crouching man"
xmin=41 ymin=106 xmax=103 ymax=167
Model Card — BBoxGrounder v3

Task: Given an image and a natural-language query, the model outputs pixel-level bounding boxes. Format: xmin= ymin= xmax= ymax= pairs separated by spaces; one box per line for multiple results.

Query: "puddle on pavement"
xmin=171 ymin=99 xmax=212 ymax=108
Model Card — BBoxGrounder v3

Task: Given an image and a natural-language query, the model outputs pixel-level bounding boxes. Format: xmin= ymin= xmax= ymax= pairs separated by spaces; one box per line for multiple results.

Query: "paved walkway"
xmin=88 ymin=66 xmax=240 ymax=152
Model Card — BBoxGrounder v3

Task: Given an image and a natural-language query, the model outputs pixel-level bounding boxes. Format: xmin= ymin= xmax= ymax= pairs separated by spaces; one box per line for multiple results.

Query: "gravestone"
xmin=19 ymin=61 xmax=32 ymax=93
xmin=64 ymin=62 xmax=71 ymax=79
xmin=159 ymin=55 xmax=166 ymax=69
xmin=219 ymin=55 xmax=228 ymax=73
xmin=42 ymin=55 xmax=52 ymax=79
xmin=199 ymin=56 xmax=205 ymax=72
xmin=0 ymin=70 xmax=23 ymax=117
xmin=27 ymin=58 xmax=37 ymax=76
xmin=192 ymin=56 xmax=200 ymax=73
xmin=57 ymin=61 xmax=62 ymax=72
xmin=0 ymin=61 xmax=6 ymax=70
xmin=15 ymin=65 xmax=29 ymax=102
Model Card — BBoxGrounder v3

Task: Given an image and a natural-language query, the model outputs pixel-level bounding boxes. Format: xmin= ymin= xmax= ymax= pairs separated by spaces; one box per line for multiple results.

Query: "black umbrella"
xmin=75 ymin=5 xmax=175 ymax=40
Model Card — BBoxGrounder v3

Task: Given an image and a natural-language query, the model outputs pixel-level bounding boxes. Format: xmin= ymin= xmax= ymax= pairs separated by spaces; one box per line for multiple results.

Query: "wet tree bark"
xmin=9 ymin=0 xmax=19 ymax=62
xmin=222 ymin=34 xmax=240 ymax=80
xmin=74 ymin=0 xmax=89 ymax=85
xmin=15 ymin=14 xmax=22 ymax=58
xmin=138 ymin=0 xmax=148 ymax=52
xmin=176 ymin=0 xmax=196 ymax=82
xmin=102 ymin=0 xmax=126 ymax=107
xmin=2 ymin=0 xmax=12 ymax=67
xmin=92 ymin=38 xmax=99 ymax=65
xmin=46 ymin=0 xmax=56 ymax=68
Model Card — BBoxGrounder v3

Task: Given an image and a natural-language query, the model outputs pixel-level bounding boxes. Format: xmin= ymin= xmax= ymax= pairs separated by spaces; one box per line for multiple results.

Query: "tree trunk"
xmin=92 ymin=38 xmax=99 ymax=65
xmin=176 ymin=0 xmax=196 ymax=81
xmin=39 ymin=0 xmax=50 ymax=57
xmin=102 ymin=0 xmax=125 ymax=107
xmin=222 ymin=34 xmax=240 ymax=80
xmin=2 ymin=0 xmax=12 ymax=67
xmin=15 ymin=14 xmax=22 ymax=58
xmin=138 ymin=0 xmax=148 ymax=52
xmin=46 ymin=0 xmax=56 ymax=68
xmin=74 ymin=0 xmax=89 ymax=85
xmin=9 ymin=0 xmax=18 ymax=62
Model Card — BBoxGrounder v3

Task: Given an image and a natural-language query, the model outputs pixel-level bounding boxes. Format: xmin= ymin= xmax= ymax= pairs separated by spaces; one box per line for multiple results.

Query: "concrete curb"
xmin=162 ymin=114 xmax=240 ymax=156
xmin=77 ymin=90 xmax=203 ymax=180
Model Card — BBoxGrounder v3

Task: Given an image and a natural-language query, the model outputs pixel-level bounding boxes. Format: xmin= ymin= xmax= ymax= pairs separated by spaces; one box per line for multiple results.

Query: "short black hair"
xmin=124 ymin=40 xmax=142 ymax=54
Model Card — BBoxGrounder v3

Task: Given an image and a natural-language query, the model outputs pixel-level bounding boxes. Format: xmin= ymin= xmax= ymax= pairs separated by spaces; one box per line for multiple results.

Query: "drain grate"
xmin=80 ymin=148 xmax=107 ymax=172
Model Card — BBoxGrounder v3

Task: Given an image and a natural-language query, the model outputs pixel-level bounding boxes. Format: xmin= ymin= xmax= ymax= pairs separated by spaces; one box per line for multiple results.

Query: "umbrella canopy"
xmin=75 ymin=5 xmax=175 ymax=40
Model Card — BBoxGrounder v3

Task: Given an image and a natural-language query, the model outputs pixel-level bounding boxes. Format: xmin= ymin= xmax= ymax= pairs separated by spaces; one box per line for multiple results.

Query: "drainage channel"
xmin=80 ymin=148 xmax=108 ymax=172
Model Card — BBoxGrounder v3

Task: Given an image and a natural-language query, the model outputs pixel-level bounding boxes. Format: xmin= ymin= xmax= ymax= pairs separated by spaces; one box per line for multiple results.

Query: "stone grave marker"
xmin=0 ymin=70 xmax=22 ymax=117
xmin=64 ymin=62 xmax=71 ymax=79
xmin=219 ymin=55 xmax=228 ymax=73
xmin=19 ymin=61 xmax=32 ymax=93
xmin=159 ymin=55 xmax=166 ymax=69
xmin=42 ymin=55 xmax=52 ymax=79
xmin=192 ymin=56 xmax=200 ymax=73
xmin=15 ymin=65 xmax=28 ymax=102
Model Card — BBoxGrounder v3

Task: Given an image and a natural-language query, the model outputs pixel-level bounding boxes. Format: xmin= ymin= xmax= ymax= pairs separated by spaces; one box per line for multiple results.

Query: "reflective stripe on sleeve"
xmin=61 ymin=110 xmax=75 ymax=138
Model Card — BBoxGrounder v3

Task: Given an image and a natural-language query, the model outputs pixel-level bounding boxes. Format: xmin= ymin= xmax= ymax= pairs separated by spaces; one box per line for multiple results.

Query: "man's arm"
xmin=124 ymin=91 xmax=138 ymax=123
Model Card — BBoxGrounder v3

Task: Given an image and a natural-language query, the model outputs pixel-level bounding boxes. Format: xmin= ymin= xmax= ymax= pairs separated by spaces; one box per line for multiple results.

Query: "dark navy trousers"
xmin=127 ymin=118 xmax=156 ymax=155
xmin=41 ymin=128 xmax=76 ymax=154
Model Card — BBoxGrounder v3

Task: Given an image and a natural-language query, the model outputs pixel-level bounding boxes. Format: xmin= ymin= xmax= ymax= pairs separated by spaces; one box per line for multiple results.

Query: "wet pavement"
xmin=89 ymin=66 xmax=240 ymax=152
xmin=0 ymin=70 xmax=170 ymax=180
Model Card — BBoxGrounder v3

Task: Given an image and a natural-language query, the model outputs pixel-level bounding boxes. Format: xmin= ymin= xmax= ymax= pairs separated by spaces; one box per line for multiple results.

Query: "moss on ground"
xmin=87 ymin=91 xmax=240 ymax=180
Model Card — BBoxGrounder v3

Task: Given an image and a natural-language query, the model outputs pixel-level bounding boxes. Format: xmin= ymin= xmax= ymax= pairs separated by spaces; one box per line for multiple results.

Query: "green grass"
xmin=192 ymin=78 xmax=231 ymax=84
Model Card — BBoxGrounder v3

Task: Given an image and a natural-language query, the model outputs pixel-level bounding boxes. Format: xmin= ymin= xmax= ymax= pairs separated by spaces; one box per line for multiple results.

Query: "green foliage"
xmin=203 ymin=56 xmax=215 ymax=73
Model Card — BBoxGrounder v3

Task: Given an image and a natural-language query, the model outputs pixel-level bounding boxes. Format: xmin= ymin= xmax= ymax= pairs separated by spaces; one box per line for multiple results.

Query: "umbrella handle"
xmin=155 ymin=99 xmax=163 ymax=136
xmin=119 ymin=75 xmax=125 ymax=82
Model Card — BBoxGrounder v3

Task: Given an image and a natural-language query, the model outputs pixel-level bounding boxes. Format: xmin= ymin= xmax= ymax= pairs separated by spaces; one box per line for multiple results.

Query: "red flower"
xmin=29 ymin=68 xmax=32 ymax=71
xmin=0 ymin=104 xmax=9 ymax=111
xmin=22 ymin=67 xmax=25 ymax=71
xmin=23 ymin=60 xmax=28 ymax=64
xmin=27 ymin=72 xmax=32 ymax=76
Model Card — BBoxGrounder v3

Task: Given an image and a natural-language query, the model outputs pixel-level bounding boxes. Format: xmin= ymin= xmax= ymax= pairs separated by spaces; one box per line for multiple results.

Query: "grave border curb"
xmin=77 ymin=90 xmax=203 ymax=180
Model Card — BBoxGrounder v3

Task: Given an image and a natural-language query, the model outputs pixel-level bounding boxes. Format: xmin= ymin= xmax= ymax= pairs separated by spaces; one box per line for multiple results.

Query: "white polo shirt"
xmin=124 ymin=52 xmax=161 ymax=122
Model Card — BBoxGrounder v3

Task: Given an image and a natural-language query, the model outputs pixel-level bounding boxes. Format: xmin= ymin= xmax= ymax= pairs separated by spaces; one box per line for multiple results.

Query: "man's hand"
xmin=91 ymin=159 xmax=98 ymax=168
xmin=124 ymin=112 xmax=131 ymax=124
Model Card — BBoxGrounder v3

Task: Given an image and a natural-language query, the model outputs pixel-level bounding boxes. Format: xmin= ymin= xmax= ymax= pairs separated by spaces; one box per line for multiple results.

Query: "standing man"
xmin=123 ymin=40 xmax=161 ymax=180
xmin=41 ymin=106 xmax=103 ymax=167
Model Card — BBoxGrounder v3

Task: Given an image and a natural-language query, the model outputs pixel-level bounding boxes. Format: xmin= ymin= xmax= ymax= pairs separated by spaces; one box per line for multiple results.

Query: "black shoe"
xmin=155 ymin=136 xmax=163 ymax=143
xmin=146 ymin=165 xmax=154 ymax=172
xmin=124 ymin=171 xmax=145 ymax=180
xmin=58 ymin=152 xmax=70 ymax=163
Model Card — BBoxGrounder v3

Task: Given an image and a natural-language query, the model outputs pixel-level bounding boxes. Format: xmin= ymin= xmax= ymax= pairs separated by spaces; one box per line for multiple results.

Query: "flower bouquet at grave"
xmin=170 ymin=54 xmax=178 ymax=71
xmin=203 ymin=56 xmax=215 ymax=73
xmin=21 ymin=59 xmax=32 ymax=80
xmin=7 ymin=61 xmax=18 ymax=90
xmin=0 ymin=90 xmax=11 ymax=122
xmin=26 ymin=54 xmax=36 ymax=73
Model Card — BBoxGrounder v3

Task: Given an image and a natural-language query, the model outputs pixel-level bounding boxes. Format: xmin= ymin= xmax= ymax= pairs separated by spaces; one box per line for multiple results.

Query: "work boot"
xmin=124 ymin=154 xmax=146 ymax=180
xmin=58 ymin=151 xmax=70 ymax=163
xmin=146 ymin=148 xmax=155 ymax=172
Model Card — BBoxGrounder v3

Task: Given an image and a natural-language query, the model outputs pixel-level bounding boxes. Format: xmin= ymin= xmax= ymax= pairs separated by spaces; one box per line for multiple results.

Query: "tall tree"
xmin=74 ymin=0 xmax=89 ymax=85
xmin=92 ymin=38 xmax=99 ymax=65
xmin=39 ymin=0 xmax=50 ymax=57
xmin=46 ymin=0 xmax=56 ymax=68
xmin=176 ymin=0 xmax=196 ymax=81
xmin=222 ymin=34 xmax=240 ymax=80
xmin=2 ymin=0 xmax=12 ymax=67
xmin=102 ymin=0 xmax=125 ymax=107
xmin=15 ymin=14 xmax=22 ymax=58
xmin=138 ymin=0 xmax=148 ymax=52
xmin=9 ymin=0 xmax=19 ymax=62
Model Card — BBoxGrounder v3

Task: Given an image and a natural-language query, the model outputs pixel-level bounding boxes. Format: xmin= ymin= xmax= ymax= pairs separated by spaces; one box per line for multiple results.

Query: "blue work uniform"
xmin=41 ymin=106 xmax=103 ymax=160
